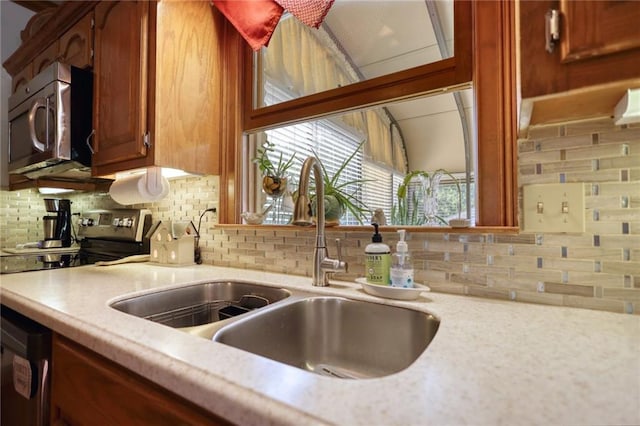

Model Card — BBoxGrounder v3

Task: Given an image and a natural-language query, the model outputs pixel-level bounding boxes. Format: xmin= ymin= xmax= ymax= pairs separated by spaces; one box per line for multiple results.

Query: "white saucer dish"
xmin=355 ymin=278 xmax=430 ymax=301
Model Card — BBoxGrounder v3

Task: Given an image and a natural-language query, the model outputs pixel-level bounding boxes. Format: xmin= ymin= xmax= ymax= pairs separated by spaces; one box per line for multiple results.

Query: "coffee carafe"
xmin=43 ymin=198 xmax=73 ymax=248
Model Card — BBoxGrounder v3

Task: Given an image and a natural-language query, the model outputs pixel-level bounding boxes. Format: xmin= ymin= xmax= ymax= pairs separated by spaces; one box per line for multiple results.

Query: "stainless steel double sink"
xmin=111 ymin=280 xmax=439 ymax=379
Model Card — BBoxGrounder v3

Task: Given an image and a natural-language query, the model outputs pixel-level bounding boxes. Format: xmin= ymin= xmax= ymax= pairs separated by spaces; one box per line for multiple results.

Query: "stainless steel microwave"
xmin=8 ymin=62 xmax=93 ymax=179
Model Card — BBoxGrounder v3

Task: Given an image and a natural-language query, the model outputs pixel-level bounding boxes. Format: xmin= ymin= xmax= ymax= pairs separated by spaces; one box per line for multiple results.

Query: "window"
xmin=223 ymin=1 xmax=516 ymax=227
xmin=253 ymin=82 xmax=399 ymax=226
xmin=245 ymin=10 xmax=476 ymax=225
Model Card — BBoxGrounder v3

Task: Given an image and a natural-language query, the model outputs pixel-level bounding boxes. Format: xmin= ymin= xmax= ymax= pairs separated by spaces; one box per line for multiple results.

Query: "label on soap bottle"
xmin=366 ymin=253 xmax=391 ymax=285
xmin=390 ymin=268 xmax=414 ymax=288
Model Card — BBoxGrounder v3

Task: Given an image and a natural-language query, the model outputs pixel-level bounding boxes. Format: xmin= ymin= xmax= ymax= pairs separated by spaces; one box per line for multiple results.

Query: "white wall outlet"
xmin=523 ymin=183 xmax=585 ymax=233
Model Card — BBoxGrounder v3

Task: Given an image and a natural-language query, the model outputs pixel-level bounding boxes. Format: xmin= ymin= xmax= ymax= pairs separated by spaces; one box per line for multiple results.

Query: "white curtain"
xmin=262 ymin=15 xmax=407 ymax=173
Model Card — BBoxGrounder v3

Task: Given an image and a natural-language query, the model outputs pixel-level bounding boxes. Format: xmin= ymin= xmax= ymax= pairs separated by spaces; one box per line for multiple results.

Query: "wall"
xmin=1 ymin=118 xmax=638 ymax=315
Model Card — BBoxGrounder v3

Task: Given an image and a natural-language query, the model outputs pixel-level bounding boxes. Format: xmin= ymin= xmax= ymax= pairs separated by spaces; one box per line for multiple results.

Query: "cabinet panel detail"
xmin=32 ymin=41 xmax=59 ymax=75
xmin=59 ymin=12 xmax=94 ymax=69
xmin=11 ymin=64 xmax=33 ymax=94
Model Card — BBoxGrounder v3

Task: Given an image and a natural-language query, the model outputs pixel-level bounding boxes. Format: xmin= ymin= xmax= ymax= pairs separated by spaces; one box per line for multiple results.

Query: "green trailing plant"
xmin=310 ymin=140 xmax=372 ymax=224
xmin=252 ymin=141 xmax=296 ymax=178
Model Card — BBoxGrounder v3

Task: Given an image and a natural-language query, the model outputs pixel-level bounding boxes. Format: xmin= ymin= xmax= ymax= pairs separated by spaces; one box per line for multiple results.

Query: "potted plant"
xmin=391 ymin=168 xmax=464 ymax=226
xmin=311 ymin=141 xmax=371 ymax=225
xmin=252 ymin=141 xmax=296 ymax=198
xmin=392 ymin=170 xmax=428 ymax=226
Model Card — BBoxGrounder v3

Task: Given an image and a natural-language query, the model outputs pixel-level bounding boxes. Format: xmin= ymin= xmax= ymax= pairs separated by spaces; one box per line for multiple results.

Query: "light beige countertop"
xmin=1 ymin=263 xmax=639 ymax=425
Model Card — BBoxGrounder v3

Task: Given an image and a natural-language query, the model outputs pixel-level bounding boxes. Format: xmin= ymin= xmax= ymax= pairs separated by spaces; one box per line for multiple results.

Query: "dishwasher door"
xmin=1 ymin=305 xmax=51 ymax=426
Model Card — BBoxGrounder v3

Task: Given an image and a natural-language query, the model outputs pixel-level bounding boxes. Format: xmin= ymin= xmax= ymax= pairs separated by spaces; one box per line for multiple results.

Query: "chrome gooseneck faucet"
xmin=293 ymin=157 xmax=347 ymax=286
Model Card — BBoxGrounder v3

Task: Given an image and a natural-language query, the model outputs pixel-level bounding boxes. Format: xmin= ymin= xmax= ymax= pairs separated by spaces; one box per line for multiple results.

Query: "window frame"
xmin=221 ymin=0 xmax=517 ymax=229
xmin=243 ymin=1 xmax=472 ymax=133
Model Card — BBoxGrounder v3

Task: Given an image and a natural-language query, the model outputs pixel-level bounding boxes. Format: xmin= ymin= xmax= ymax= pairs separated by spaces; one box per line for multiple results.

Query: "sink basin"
xmin=213 ymin=296 xmax=439 ymax=379
xmin=111 ymin=281 xmax=291 ymax=338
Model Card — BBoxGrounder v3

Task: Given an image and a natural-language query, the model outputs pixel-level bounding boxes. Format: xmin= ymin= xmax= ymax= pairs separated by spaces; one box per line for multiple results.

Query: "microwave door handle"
xmin=28 ymin=98 xmax=47 ymax=152
xmin=45 ymin=96 xmax=50 ymax=149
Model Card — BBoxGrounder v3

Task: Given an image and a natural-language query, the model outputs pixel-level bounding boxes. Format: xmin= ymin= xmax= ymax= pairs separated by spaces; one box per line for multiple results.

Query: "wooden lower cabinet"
xmin=51 ymin=334 xmax=231 ymax=426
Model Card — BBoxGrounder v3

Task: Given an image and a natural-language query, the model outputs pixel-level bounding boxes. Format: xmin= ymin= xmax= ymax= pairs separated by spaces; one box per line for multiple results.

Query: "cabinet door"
xmin=520 ymin=0 xmax=640 ymax=98
xmin=92 ymin=0 xmax=149 ymax=169
xmin=59 ymin=12 xmax=94 ymax=69
xmin=51 ymin=334 xmax=230 ymax=425
xmin=560 ymin=1 xmax=640 ymax=63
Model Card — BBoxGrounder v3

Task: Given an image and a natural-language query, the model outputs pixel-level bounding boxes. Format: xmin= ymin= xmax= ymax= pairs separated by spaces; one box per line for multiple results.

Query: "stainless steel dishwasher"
xmin=1 ymin=305 xmax=51 ymax=426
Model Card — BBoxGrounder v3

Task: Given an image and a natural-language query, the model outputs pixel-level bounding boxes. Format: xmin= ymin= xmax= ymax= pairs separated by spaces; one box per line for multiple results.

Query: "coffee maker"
xmin=42 ymin=198 xmax=73 ymax=248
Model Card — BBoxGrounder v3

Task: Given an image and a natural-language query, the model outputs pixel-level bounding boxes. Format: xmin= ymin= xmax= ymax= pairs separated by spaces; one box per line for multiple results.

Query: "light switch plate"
xmin=523 ymin=183 xmax=585 ymax=233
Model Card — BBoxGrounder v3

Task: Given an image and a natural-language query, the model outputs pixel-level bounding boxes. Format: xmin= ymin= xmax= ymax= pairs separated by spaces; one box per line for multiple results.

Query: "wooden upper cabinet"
xmin=4 ymin=2 xmax=95 ymax=94
xmin=519 ymin=0 xmax=640 ymax=130
xmin=519 ymin=0 xmax=640 ymax=99
xmin=92 ymin=0 xmax=149 ymax=170
xmin=59 ymin=12 xmax=94 ymax=69
xmin=559 ymin=1 xmax=640 ymax=63
xmin=91 ymin=0 xmax=227 ymax=177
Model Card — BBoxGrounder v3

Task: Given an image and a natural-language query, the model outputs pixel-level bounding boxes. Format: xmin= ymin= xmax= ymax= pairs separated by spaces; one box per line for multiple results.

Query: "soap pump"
xmin=365 ymin=223 xmax=391 ymax=285
xmin=390 ymin=229 xmax=414 ymax=288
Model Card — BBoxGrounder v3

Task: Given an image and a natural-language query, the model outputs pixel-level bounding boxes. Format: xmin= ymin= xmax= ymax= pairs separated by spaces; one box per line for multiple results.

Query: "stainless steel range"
xmin=0 ymin=208 xmax=154 ymax=274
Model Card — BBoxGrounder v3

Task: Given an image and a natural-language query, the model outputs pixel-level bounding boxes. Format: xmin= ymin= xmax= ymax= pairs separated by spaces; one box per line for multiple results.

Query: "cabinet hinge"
xmin=91 ymin=17 xmax=95 ymax=29
xmin=143 ymin=132 xmax=151 ymax=148
xmin=545 ymin=9 xmax=561 ymax=53
xmin=90 ymin=49 xmax=94 ymax=59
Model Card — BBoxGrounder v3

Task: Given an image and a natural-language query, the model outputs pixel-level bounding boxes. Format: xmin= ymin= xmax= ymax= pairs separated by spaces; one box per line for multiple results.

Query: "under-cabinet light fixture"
xmin=114 ymin=167 xmax=196 ymax=181
xmin=38 ymin=188 xmax=75 ymax=195
xmin=614 ymin=88 xmax=640 ymax=125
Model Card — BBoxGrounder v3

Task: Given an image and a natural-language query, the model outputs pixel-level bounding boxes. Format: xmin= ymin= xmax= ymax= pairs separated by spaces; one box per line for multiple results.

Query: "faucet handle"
xmin=335 ymin=238 xmax=343 ymax=260
xmin=334 ymin=238 xmax=348 ymax=273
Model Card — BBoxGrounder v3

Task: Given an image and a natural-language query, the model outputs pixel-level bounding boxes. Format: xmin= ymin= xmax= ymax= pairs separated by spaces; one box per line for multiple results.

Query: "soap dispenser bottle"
xmin=365 ymin=223 xmax=391 ymax=285
xmin=390 ymin=229 xmax=414 ymax=288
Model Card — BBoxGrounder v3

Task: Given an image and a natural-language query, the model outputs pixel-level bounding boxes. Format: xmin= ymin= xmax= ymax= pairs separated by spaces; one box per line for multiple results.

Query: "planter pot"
xmin=262 ymin=175 xmax=287 ymax=198
xmin=312 ymin=194 xmax=344 ymax=226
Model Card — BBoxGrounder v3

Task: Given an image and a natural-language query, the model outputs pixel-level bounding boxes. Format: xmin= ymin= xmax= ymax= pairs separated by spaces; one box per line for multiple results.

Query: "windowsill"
xmin=215 ymin=224 xmax=520 ymax=234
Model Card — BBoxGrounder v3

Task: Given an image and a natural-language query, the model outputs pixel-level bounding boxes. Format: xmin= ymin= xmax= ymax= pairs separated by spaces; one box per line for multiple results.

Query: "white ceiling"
xmin=323 ymin=0 xmax=472 ymax=174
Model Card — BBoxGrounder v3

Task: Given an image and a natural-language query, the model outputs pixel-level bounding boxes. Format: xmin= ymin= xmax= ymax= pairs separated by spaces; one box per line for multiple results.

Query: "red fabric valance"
xmin=212 ymin=0 xmax=284 ymax=51
xmin=212 ymin=0 xmax=334 ymax=50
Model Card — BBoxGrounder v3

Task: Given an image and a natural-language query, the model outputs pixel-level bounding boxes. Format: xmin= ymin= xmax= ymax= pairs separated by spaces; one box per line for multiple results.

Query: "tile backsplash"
xmin=1 ymin=118 xmax=638 ymax=314
xmin=0 ymin=175 xmax=220 ymax=254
